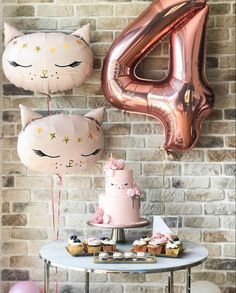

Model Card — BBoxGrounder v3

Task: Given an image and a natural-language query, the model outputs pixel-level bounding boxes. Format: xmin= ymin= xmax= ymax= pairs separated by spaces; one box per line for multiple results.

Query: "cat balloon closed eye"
xmin=2 ymin=23 xmax=93 ymax=94
xmin=17 ymin=105 xmax=106 ymax=176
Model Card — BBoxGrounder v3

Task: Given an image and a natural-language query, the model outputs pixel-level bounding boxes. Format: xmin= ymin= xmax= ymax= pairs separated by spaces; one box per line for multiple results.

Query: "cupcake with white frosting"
xmin=165 ymin=241 xmax=181 ymax=256
xmin=132 ymin=239 xmax=147 ymax=253
xmin=87 ymin=239 xmax=102 ymax=253
xmin=101 ymin=238 xmax=116 ymax=252
xmin=147 ymin=239 xmax=164 ymax=254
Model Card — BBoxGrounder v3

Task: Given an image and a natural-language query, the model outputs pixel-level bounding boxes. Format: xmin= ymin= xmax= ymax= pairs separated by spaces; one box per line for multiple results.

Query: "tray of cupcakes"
xmin=131 ymin=233 xmax=184 ymax=258
xmin=66 ymin=235 xmax=117 ymax=256
xmin=94 ymin=251 xmax=156 ymax=264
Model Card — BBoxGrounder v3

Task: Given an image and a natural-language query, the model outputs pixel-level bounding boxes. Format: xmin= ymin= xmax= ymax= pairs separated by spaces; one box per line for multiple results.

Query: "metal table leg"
xmin=85 ymin=271 xmax=89 ymax=293
xmin=186 ymin=268 xmax=191 ymax=293
xmin=44 ymin=261 xmax=50 ymax=293
xmin=168 ymin=271 xmax=174 ymax=293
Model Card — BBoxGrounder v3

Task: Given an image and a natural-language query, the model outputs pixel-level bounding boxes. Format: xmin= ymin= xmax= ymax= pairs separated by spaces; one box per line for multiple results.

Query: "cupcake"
xmin=98 ymin=252 xmax=109 ymax=260
xmin=151 ymin=233 xmax=168 ymax=253
xmin=147 ymin=239 xmax=164 ymax=255
xmin=165 ymin=241 xmax=181 ymax=256
xmin=140 ymin=236 xmax=151 ymax=244
xmin=165 ymin=234 xmax=183 ymax=252
xmin=113 ymin=252 xmax=124 ymax=260
xmin=101 ymin=239 xmax=116 ymax=252
xmin=132 ymin=239 xmax=147 ymax=253
xmin=87 ymin=239 xmax=102 ymax=253
xmin=83 ymin=237 xmax=97 ymax=252
xmin=67 ymin=235 xmax=83 ymax=255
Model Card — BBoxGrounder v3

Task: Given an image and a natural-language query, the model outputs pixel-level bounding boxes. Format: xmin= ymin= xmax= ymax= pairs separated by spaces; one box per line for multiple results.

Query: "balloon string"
xmin=56 ymin=176 xmax=62 ymax=293
xmin=39 ymin=92 xmax=52 ymax=115
xmin=50 ymin=176 xmax=58 ymax=293
xmin=56 ymin=175 xmax=62 ymax=240
xmin=161 ymin=148 xmax=166 ymax=204
xmin=55 ymin=267 xmax=59 ymax=293
xmin=47 ymin=94 xmax=51 ymax=116
xmin=51 ymin=176 xmax=56 ymax=233
xmin=55 ymin=175 xmax=62 ymax=293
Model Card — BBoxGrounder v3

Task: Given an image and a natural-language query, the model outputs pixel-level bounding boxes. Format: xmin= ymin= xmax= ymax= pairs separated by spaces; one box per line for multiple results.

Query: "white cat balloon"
xmin=17 ymin=105 xmax=105 ymax=176
xmin=2 ymin=23 xmax=93 ymax=94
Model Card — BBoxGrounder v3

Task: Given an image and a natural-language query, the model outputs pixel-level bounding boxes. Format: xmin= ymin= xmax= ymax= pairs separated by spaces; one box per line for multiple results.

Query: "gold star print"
xmin=63 ymin=43 xmax=70 ymax=49
xmin=37 ymin=127 xmax=43 ymax=134
xmin=63 ymin=136 xmax=70 ymax=144
xmin=77 ymin=137 xmax=83 ymax=143
xmin=22 ymin=43 xmax=28 ymax=48
xmin=35 ymin=46 xmax=41 ymax=53
xmin=50 ymin=133 xmax=56 ymax=140
xmin=49 ymin=47 xmax=56 ymax=54
xmin=76 ymin=40 xmax=82 ymax=46
xmin=88 ymin=133 xmax=93 ymax=139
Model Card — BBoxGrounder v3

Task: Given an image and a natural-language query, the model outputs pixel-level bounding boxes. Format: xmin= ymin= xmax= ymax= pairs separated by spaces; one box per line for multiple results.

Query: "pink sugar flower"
xmin=93 ymin=208 xmax=104 ymax=224
xmin=127 ymin=188 xmax=135 ymax=197
xmin=127 ymin=185 xmax=142 ymax=198
xmin=104 ymin=157 xmax=124 ymax=171
xmin=152 ymin=232 xmax=164 ymax=239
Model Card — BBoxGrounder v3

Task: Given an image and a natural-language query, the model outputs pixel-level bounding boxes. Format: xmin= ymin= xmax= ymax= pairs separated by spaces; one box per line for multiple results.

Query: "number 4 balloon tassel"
xmin=102 ymin=0 xmax=214 ymax=156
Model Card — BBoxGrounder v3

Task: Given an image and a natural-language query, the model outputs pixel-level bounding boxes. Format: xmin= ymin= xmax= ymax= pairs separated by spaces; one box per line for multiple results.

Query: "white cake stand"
xmin=87 ymin=218 xmax=150 ymax=243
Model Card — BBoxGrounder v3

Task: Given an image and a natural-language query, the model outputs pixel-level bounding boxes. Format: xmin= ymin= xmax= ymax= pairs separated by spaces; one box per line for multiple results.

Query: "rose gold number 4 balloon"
xmin=102 ymin=0 xmax=214 ymax=156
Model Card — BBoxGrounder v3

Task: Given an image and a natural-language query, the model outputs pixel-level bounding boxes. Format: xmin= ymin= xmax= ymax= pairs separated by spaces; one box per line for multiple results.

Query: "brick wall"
xmin=1 ymin=0 xmax=235 ymax=292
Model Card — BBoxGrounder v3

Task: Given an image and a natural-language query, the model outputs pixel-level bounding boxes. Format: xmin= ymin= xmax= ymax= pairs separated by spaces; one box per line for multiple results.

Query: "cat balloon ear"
xmin=85 ymin=107 xmax=106 ymax=126
xmin=72 ymin=24 xmax=90 ymax=44
xmin=4 ymin=23 xmax=24 ymax=46
xmin=19 ymin=104 xmax=43 ymax=130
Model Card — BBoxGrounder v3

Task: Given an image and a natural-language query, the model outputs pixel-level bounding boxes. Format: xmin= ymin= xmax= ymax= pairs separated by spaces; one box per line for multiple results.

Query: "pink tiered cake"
xmin=93 ymin=157 xmax=142 ymax=226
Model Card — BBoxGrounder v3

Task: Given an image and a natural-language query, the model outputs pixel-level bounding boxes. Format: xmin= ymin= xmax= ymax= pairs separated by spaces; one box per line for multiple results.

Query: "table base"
xmin=43 ymin=266 xmax=192 ymax=293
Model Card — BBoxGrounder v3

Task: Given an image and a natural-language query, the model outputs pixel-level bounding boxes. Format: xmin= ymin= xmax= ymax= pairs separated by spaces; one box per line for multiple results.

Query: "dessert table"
xmin=39 ymin=240 xmax=208 ymax=293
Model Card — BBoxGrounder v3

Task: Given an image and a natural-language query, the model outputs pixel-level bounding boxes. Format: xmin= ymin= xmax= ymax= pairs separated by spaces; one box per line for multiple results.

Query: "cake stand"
xmin=88 ymin=218 xmax=150 ymax=243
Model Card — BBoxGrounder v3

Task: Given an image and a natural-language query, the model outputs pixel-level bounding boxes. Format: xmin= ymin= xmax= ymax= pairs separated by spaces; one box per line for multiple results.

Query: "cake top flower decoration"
xmin=104 ymin=154 xmax=124 ymax=176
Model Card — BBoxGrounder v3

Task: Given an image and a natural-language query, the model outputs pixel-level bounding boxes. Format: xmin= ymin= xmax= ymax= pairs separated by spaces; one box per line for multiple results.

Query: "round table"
xmin=39 ymin=240 xmax=208 ymax=293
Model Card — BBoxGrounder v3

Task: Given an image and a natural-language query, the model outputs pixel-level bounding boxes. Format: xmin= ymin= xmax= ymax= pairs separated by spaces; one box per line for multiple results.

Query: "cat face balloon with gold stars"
xmin=2 ymin=23 xmax=93 ymax=94
xmin=17 ymin=105 xmax=105 ymax=176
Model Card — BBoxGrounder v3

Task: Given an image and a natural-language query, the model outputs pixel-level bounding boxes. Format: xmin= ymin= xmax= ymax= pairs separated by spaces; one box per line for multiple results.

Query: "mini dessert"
xmin=113 ymin=252 xmax=124 ymax=260
xmin=101 ymin=239 xmax=116 ymax=252
xmin=132 ymin=239 xmax=147 ymax=253
xmin=67 ymin=235 xmax=83 ymax=254
xmin=124 ymin=252 xmax=135 ymax=260
xmin=83 ymin=237 xmax=97 ymax=252
xmin=147 ymin=239 xmax=163 ymax=254
xmin=165 ymin=241 xmax=181 ymax=256
xmin=98 ymin=252 xmax=109 ymax=260
xmin=151 ymin=233 xmax=169 ymax=253
xmin=141 ymin=236 xmax=151 ymax=244
xmin=167 ymin=235 xmax=183 ymax=251
xmin=136 ymin=252 xmax=147 ymax=260
xmin=87 ymin=239 xmax=102 ymax=253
